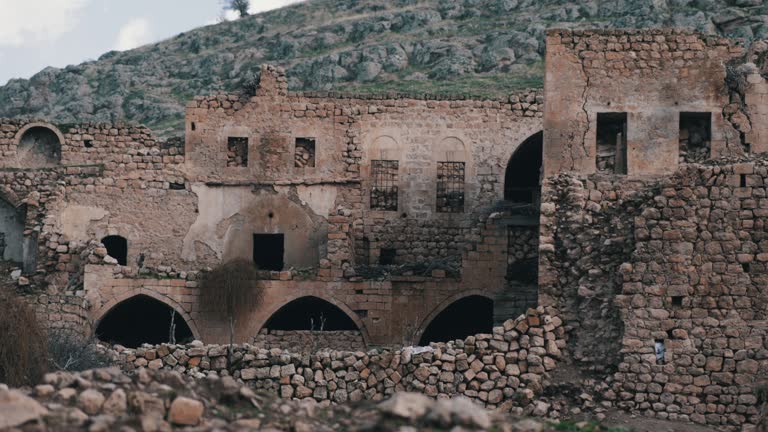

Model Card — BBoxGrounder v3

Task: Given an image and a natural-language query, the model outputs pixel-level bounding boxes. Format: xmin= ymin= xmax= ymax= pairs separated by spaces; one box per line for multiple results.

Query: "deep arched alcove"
xmin=16 ymin=126 xmax=62 ymax=167
xmin=419 ymin=295 xmax=494 ymax=345
xmin=96 ymin=295 xmax=193 ymax=348
xmin=264 ymin=296 xmax=358 ymax=331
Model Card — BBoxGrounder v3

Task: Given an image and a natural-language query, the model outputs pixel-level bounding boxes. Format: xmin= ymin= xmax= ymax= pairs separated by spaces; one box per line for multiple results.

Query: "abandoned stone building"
xmin=1 ymin=28 xmax=767 ymax=427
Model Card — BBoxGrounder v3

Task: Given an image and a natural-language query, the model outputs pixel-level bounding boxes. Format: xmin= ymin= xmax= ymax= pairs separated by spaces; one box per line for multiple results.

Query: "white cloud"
xmin=0 ymin=0 xmax=90 ymax=47
xmin=114 ymin=18 xmax=153 ymax=51
xmin=215 ymin=0 xmax=304 ymax=23
xmin=248 ymin=0 xmax=303 ymax=14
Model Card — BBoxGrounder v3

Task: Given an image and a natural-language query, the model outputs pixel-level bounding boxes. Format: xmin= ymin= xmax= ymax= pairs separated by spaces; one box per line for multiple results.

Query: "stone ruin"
xmin=0 ymin=28 xmax=767 ymax=429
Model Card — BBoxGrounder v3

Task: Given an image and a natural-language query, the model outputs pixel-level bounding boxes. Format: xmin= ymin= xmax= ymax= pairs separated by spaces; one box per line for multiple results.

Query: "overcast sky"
xmin=0 ymin=0 xmax=302 ymax=85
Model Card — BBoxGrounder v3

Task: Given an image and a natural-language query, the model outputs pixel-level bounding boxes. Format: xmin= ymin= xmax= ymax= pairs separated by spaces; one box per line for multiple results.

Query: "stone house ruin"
xmin=1 ymin=28 xmax=767 ymax=428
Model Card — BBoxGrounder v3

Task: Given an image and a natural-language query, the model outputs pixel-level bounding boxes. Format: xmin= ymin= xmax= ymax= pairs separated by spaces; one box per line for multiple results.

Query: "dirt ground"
xmin=601 ymin=410 xmax=724 ymax=432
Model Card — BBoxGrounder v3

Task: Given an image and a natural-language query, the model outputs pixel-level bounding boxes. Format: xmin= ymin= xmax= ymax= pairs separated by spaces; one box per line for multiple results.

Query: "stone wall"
xmin=114 ymin=307 xmax=565 ymax=411
xmin=540 ymin=158 xmax=768 ymax=428
xmin=252 ymin=329 xmax=366 ymax=352
xmin=544 ymin=29 xmax=744 ymax=177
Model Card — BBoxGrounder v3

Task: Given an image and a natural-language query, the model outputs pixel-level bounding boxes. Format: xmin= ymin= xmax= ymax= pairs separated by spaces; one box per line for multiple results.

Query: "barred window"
xmin=436 ymin=161 xmax=465 ymax=213
xmin=371 ymin=160 xmax=398 ymax=211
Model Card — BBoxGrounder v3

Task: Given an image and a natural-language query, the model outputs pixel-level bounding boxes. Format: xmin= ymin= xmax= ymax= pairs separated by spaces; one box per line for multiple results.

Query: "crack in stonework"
xmin=579 ymin=50 xmax=592 ymax=168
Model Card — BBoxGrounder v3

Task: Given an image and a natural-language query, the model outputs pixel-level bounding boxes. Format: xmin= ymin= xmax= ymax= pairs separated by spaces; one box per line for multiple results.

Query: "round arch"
xmin=413 ymin=290 xmax=494 ymax=345
xmin=13 ymin=122 xmax=65 ymax=166
xmin=92 ymin=289 xmax=201 ymax=341
xmin=13 ymin=122 xmax=66 ymax=147
xmin=252 ymin=293 xmax=371 ymax=346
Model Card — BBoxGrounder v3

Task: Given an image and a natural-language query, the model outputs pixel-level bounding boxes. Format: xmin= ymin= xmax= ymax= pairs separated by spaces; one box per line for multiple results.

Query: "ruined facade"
xmin=1 ymin=27 xmax=767 ymax=429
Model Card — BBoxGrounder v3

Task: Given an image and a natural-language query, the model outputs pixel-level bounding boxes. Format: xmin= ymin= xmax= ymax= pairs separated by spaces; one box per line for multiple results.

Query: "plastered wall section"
xmin=544 ymin=29 xmax=744 ymax=177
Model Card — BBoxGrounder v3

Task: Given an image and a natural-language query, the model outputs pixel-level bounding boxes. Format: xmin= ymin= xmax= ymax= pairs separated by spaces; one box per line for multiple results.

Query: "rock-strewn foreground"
xmin=0 ymin=367 xmax=571 ymax=431
xmin=1 ymin=0 xmax=766 ymax=136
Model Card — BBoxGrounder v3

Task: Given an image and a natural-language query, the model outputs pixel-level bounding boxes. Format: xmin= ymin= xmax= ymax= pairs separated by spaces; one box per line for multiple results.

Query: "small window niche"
xmin=253 ymin=234 xmax=285 ymax=271
xmin=295 ymin=138 xmax=316 ymax=168
xmin=102 ymin=235 xmax=128 ymax=266
xmin=379 ymin=248 xmax=397 ymax=265
xmin=227 ymin=137 xmax=249 ymax=167
xmin=679 ymin=112 xmax=711 ymax=163
xmin=596 ymin=113 xmax=628 ymax=175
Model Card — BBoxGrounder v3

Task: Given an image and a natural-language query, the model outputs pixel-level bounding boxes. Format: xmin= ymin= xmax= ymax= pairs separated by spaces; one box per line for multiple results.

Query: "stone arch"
xmin=254 ymin=293 xmax=371 ymax=346
xmin=414 ymin=291 xmax=494 ymax=345
xmin=504 ymin=131 xmax=543 ymax=203
xmin=433 ymin=136 xmax=469 ymax=163
xmin=368 ymin=135 xmax=402 ymax=161
xmin=13 ymin=122 xmax=64 ymax=167
xmin=93 ymin=289 xmax=201 ymax=343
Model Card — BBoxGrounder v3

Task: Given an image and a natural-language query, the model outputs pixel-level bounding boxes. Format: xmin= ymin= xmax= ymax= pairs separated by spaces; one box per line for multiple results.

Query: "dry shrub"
xmin=200 ymin=259 xmax=264 ymax=364
xmin=48 ymin=330 xmax=112 ymax=372
xmin=0 ymin=290 xmax=48 ymax=386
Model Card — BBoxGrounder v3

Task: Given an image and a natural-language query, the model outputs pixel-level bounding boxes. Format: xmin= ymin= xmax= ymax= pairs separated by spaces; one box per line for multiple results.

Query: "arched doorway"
xmin=16 ymin=125 xmax=62 ymax=167
xmin=499 ymin=131 xmax=542 ymax=322
xmin=101 ymin=235 xmax=128 ymax=266
xmin=264 ymin=296 xmax=359 ymax=331
xmin=504 ymin=131 xmax=543 ymax=204
xmin=96 ymin=295 xmax=193 ymax=348
xmin=419 ymin=295 xmax=494 ymax=345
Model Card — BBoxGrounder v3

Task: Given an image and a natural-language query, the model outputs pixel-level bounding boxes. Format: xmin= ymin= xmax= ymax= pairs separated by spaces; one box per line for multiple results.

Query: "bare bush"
xmin=227 ymin=0 xmax=250 ymax=18
xmin=48 ymin=330 xmax=112 ymax=372
xmin=200 ymin=259 xmax=264 ymax=366
xmin=0 ymin=290 xmax=48 ymax=386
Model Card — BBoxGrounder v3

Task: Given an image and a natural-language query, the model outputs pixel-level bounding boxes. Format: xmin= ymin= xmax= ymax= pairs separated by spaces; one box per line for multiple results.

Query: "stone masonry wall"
xmin=540 ymin=157 xmax=768 ymax=428
xmin=252 ymin=329 xmax=366 ymax=352
xmin=114 ymin=307 xmax=565 ymax=412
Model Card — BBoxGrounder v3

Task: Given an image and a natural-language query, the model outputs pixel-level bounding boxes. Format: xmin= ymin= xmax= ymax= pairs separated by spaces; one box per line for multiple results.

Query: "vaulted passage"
xmin=504 ymin=131 xmax=543 ymax=203
xmin=96 ymin=295 xmax=193 ymax=348
xmin=264 ymin=296 xmax=358 ymax=331
xmin=102 ymin=235 xmax=128 ymax=266
xmin=419 ymin=296 xmax=494 ymax=345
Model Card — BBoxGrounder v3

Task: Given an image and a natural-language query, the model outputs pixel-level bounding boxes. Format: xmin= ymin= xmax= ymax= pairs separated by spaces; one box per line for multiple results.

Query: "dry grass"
xmin=0 ymin=290 xmax=48 ymax=386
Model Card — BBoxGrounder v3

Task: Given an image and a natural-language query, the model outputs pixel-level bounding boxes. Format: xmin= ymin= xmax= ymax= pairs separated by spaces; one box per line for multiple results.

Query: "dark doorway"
xmin=96 ymin=295 xmax=193 ymax=348
xmin=102 ymin=235 xmax=128 ymax=266
xmin=253 ymin=234 xmax=284 ymax=271
xmin=379 ymin=248 xmax=397 ymax=265
xmin=264 ymin=296 xmax=358 ymax=331
xmin=504 ymin=132 xmax=543 ymax=203
xmin=419 ymin=295 xmax=494 ymax=345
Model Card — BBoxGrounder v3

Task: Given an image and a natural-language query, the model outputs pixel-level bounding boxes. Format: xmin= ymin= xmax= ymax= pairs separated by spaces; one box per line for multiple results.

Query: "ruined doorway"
xmin=0 ymin=199 xmax=25 ymax=263
xmin=264 ymin=296 xmax=358 ymax=331
xmin=252 ymin=234 xmax=284 ymax=271
xmin=102 ymin=235 xmax=128 ymax=266
xmin=17 ymin=126 xmax=62 ymax=167
xmin=419 ymin=295 xmax=493 ymax=345
xmin=504 ymin=131 xmax=543 ymax=203
xmin=596 ymin=113 xmax=628 ymax=174
xmin=96 ymin=295 xmax=193 ymax=348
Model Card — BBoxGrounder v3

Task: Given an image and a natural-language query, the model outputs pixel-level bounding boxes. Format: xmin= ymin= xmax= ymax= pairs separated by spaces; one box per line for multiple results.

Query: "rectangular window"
xmin=596 ymin=113 xmax=627 ymax=174
xmin=295 ymin=138 xmax=316 ymax=168
xmin=370 ymin=160 xmax=398 ymax=211
xmin=379 ymin=248 xmax=397 ymax=265
xmin=679 ymin=112 xmax=711 ymax=163
xmin=252 ymin=234 xmax=284 ymax=271
xmin=227 ymin=137 xmax=249 ymax=167
xmin=436 ymin=161 xmax=465 ymax=213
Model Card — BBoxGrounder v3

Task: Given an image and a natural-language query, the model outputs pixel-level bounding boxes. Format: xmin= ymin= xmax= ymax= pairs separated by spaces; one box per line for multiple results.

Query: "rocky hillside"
xmin=0 ymin=0 xmax=765 ymax=136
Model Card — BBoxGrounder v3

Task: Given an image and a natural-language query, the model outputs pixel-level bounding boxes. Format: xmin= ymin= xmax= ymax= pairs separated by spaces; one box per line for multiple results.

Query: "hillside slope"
xmin=0 ymin=0 xmax=765 ymax=136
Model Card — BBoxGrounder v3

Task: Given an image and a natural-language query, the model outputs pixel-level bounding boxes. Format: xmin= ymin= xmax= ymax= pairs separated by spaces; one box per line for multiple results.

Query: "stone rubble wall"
xmin=540 ymin=157 xmax=768 ymax=429
xmin=113 ymin=307 xmax=565 ymax=412
xmin=252 ymin=329 xmax=366 ymax=352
